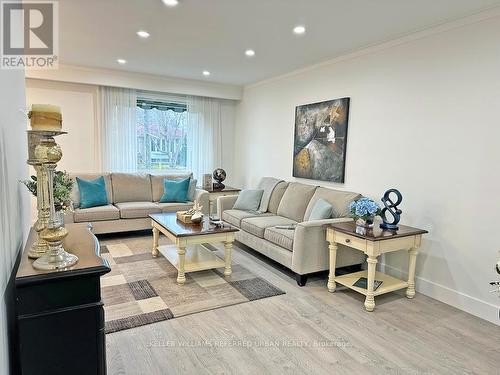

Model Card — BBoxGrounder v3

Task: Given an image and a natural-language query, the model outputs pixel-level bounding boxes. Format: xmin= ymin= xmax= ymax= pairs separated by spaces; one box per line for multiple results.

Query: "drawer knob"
xmin=345 ymin=238 xmax=351 ymax=243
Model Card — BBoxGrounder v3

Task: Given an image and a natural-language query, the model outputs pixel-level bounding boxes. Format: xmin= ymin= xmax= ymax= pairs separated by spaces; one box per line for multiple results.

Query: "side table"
xmin=326 ymin=221 xmax=428 ymax=312
xmin=200 ymin=185 xmax=241 ymax=216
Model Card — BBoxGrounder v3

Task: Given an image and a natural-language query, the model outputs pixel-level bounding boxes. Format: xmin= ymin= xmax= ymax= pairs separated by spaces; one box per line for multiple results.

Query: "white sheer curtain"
xmin=100 ymin=86 xmax=137 ymax=172
xmin=186 ymin=96 xmax=222 ymax=180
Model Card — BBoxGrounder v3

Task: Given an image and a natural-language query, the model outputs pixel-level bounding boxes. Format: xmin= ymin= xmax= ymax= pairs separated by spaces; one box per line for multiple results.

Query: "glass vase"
xmin=356 ymin=216 xmax=375 ymax=229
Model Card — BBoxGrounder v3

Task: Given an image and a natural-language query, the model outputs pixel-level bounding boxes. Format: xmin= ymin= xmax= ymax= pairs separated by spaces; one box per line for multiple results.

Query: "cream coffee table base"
xmin=158 ymin=244 xmax=226 ymax=274
xmin=150 ymin=213 xmax=237 ymax=284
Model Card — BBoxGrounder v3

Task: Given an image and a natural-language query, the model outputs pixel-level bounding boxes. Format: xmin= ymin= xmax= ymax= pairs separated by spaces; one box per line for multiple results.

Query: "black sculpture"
xmin=490 ymin=257 xmax=500 ymax=297
xmin=380 ymin=189 xmax=402 ymax=231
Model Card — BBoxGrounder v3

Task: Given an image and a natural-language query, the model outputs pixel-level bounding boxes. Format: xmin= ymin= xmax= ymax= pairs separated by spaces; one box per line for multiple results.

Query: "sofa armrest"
xmin=217 ymin=195 xmax=238 ymax=218
xmin=194 ymin=188 xmax=209 ymax=215
xmin=63 ymin=210 xmax=75 ymax=224
xmin=292 ymin=218 xmax=354 ymax=274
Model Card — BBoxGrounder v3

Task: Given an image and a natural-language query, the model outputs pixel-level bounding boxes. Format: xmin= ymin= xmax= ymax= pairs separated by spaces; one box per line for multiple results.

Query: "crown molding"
xmin=25 ymin=64 xmax=242 ymax=100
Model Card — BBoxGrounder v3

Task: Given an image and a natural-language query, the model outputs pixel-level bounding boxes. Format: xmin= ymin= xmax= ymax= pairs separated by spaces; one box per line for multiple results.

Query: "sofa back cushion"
xmin=267 ymin=181 xmax=289 ymax=214
xmin=277 ymin=182 xmax=317 ymax=222
xmin=70 ymin=173 xmax=113 ymax=208
xmin=111 ymin=173 xmax=152 ymax=203
xmin=151 ymin=173 xmax=193 ymax=202
xmin=304 ymin=187 xmax=362 ymax=220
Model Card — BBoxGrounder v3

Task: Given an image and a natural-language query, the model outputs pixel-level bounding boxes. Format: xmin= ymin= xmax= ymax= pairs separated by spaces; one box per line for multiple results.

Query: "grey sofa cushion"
xmin=157 ymin=202 xmax=194 ymax=213
xmin=277 ymin=182 xmax=317 ymax=222
xmin=150 ymin=173 xmax=193 ymax=202
xmin=222 ymin=209 xmax=272 ymax=228
xmin=264 ymin=227 xmax=294 ymax=251
xmin=304 ymin=187 xmax=362 ymax=220
xmin=73 ymin=204 xmax=120 ymax=223
xmin=115 ymin=201 xmax=161 ymax=219
xmin=70 ymin=173 xmax=113 ymax=208
xmin=241 ymin=216 xmax=297 ymax=238
xmin=267 ymin=181 xmax=289 ymax=214
xmin=112 ymin=173 xmax=152 ymax=203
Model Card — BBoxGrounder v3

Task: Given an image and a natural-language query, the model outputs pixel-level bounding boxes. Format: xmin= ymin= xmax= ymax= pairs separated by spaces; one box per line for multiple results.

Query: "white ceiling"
xmin=59 ymin=0 xmax=500 ymax=85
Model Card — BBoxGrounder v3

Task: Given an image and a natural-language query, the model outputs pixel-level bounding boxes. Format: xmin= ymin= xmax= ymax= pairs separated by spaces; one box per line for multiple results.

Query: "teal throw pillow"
xmin=233 ymin=189 xmax=264 ymax=211
xmin=160 ymin=177 xmax=190 ymax=203
xmin=76 ymin=176 xmax=109 ymax=209
xmin=308 ymin=198 xmax=333 ymax=220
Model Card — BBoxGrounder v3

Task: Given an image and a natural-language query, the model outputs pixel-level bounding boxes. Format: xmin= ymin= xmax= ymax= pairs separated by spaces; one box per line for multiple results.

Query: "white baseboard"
xmin=379 ymin=263 xmax=500 ymax=326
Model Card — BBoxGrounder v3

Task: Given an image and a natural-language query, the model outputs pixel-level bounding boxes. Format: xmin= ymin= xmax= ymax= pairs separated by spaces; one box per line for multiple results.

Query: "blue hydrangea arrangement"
xmin=349 ymin=197 xmax=381 ymax=221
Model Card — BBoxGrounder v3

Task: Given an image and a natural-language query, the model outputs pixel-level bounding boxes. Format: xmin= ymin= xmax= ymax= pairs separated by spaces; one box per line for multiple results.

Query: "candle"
xmin=29 ymin=104 xmax=62 ymax=131
xmin=31 ymin=104 xmax=61 ymax=113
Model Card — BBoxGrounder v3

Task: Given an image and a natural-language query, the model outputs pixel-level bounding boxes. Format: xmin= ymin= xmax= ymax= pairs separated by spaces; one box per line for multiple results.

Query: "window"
xmin=136 ymin=99 xmax=187 ymax=171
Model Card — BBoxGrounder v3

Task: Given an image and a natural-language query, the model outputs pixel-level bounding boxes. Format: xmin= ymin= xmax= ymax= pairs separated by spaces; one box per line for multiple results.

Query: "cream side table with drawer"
xmin=201 ymin=185 xmax=241 ymax=216
xmin=326 ymin=221 xmax=428 ymax=312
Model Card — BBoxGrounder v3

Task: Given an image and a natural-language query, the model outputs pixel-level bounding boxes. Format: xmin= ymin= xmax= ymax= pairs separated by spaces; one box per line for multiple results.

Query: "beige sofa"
xmin=218 ymin=180 xmax=365 ymax=286
xmin=65 ymin=172 xmax=209 ymax=234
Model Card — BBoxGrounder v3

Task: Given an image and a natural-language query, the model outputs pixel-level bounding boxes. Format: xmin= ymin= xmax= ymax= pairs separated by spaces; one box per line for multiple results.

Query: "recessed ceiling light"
xmin=245 ymin=49 xmax=255 ymax=57
xmin=162 ymin=0 xmax=179 ymax=6
xmin=293 ymin=25 xmax=306 ymax=35
xmin=202 ymin=70 xmax=211 ymax=76
xmin=136 ymin=30 xmax=150 ymax=38
xmin=117 ymin=58 xmax=127 ymax=65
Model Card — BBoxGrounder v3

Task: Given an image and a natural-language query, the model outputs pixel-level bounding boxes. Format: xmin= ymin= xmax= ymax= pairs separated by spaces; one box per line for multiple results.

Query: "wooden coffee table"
xmin=150 ymin=213 xmax=239 ymax=284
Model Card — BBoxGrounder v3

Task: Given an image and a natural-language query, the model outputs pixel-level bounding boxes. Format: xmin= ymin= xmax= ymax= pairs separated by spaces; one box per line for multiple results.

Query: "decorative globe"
xmin=213 ymin=168 xmax=226 ymax=183
xmin=212 ymin=168 xmax=226 ymax=190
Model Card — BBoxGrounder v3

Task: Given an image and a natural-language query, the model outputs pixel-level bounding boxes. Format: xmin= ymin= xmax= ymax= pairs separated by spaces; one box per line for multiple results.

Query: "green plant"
xmin=21 ymin=170 xmax=74 ymax=211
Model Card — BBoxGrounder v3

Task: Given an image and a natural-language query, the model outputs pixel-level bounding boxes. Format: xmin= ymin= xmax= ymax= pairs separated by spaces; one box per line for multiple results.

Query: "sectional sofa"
xmin=218 ymin=180 xmax=365 ymax=285
xmin=65 ymin=172 xmax=209 ymax=234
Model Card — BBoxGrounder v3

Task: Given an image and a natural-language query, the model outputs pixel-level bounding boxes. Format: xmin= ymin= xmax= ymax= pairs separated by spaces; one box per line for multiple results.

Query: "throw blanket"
xmin=257 ymin=177 xmax=284 ymax=213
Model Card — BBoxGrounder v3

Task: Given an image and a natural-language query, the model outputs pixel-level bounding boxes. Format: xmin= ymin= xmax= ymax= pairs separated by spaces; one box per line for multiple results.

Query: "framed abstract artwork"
xmin=293 ymin=97 xmax=350 ymax=183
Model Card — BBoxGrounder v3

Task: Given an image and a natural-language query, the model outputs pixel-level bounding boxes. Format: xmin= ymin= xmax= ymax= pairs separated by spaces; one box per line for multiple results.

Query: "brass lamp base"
xmin=28 ymin=217 xmax=49 ymax=259
xmin=32 ymin=247 xmax=78 ymax=270
xmin=28 ymin=240 xmax=48 ymax=259
xmin=32 ymin=226 xmax=78 ymax=270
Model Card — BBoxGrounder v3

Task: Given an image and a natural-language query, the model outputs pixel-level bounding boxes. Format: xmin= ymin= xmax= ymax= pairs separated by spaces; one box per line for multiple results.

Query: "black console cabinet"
xmin=15 ymin=224 xmax=110 ymax=375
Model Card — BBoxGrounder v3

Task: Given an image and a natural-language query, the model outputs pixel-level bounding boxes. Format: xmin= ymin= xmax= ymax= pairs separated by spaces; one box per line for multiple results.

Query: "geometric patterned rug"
xmin=99 ymin=233 xmax=285 ymax=334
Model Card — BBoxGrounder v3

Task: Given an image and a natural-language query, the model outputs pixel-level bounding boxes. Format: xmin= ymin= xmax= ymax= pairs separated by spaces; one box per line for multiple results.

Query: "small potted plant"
xmin=21 ymin=170 xmax=74 ymax=214
xmin=349 ymin=197 xmax=381 ymax=228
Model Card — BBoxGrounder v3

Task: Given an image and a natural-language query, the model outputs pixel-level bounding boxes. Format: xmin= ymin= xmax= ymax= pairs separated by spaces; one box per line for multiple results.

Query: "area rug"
xmin=99 ymin=235 xmax=285 ymax=333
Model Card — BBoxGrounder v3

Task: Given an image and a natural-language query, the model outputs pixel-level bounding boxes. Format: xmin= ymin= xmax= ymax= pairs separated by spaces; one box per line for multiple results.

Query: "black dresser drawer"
xmin=14 ymin=224 xmax=110 ymax=375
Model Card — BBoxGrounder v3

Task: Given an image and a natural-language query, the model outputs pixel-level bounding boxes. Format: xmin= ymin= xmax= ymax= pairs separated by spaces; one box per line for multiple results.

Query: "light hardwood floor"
xmin=104 ymin=233 xmax=500 ymax=375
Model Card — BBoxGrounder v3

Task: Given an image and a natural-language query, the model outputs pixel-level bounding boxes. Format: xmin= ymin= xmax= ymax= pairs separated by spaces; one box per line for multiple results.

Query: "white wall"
xmin=220 ymin=99 xmax=236 ymax=186
xmin=0 ymin=70 xmax=30 ymax=374
xmin=26 ymin=79 xmax=100 ymax=173
xmin=234 ymin=15 xmax=500 ymax=324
